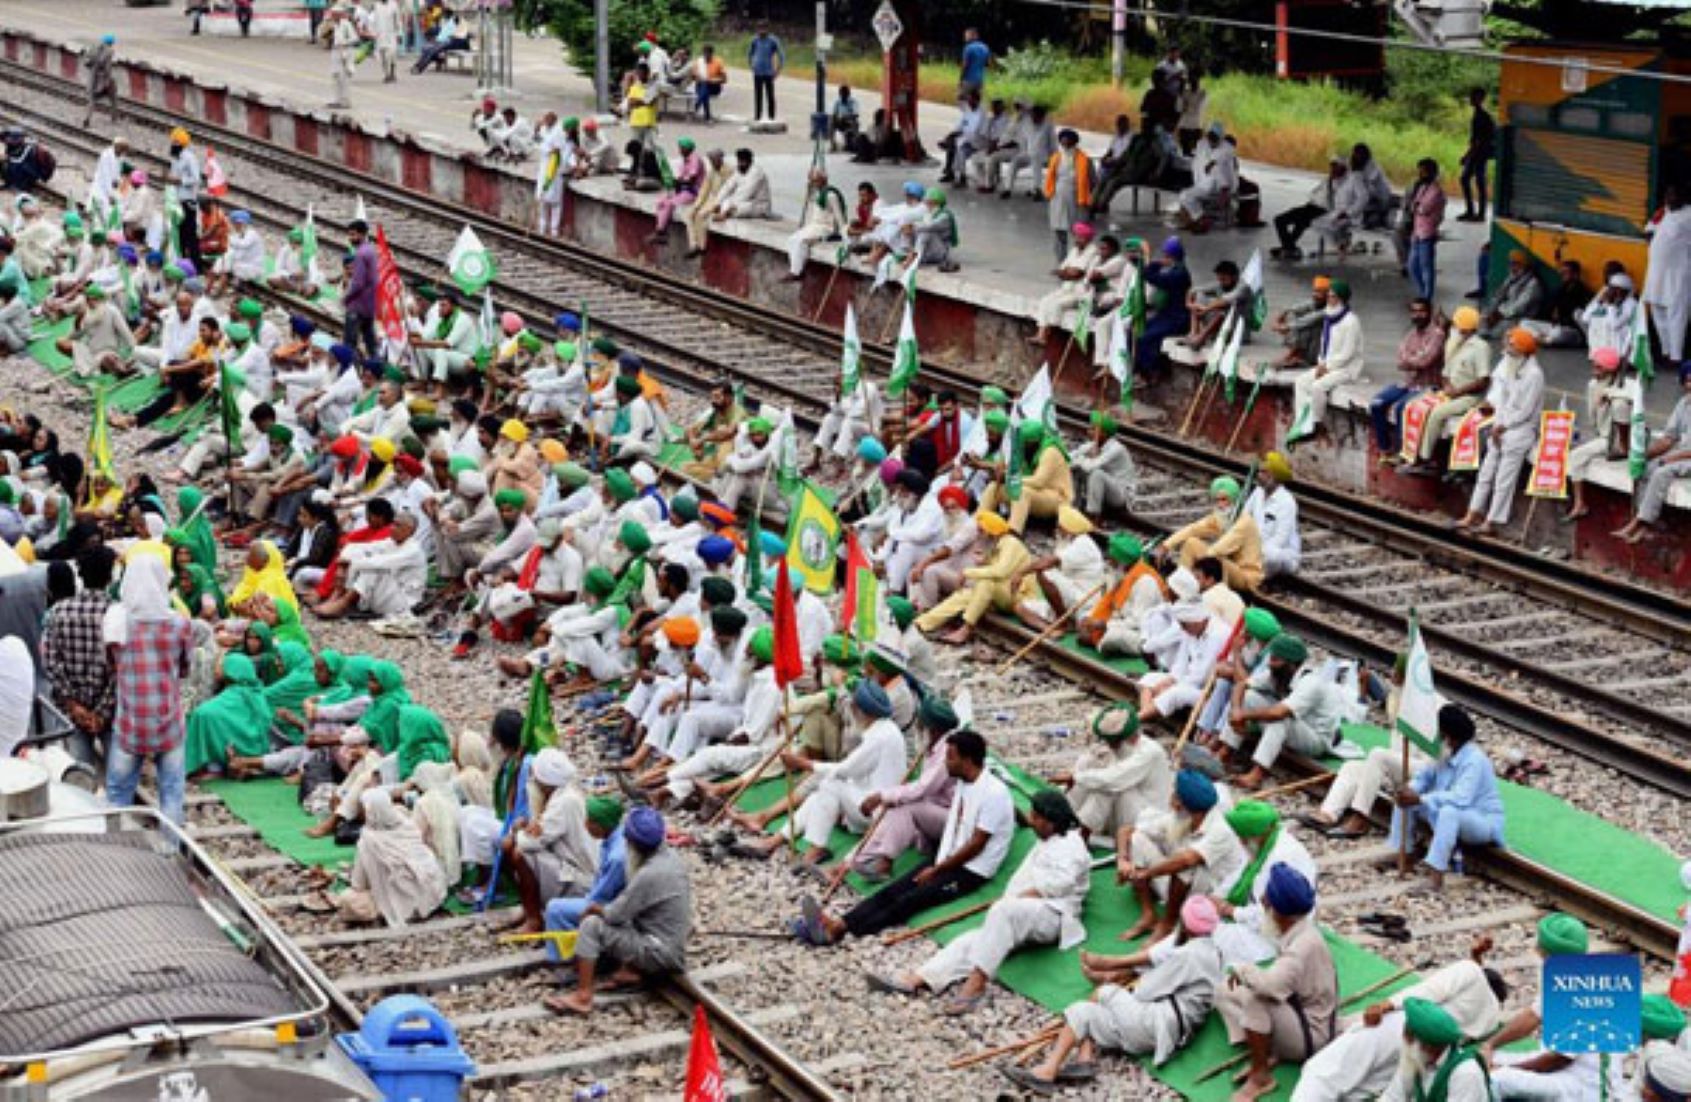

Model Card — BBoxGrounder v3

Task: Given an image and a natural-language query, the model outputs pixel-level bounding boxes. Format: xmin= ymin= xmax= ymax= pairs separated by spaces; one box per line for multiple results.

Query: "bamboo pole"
xmin=812 ymin=264 xmax=843 ymax=323
xmin=1177 ymin=375 xmax=1211 ymax=437
xmin=994 ymin=582 xmax=1108 ymax=675
xmin=881 ymin=899 xmax=993 ymax=946
xmin=1338 ymin=961 xmax=1426 ymax=1009
xmin=705 ymin=730 xmax=792 ymax=826
xmin=945 ymin=1022 xmax=1063 ymax=1070
xmin=1193 ymin=1050 xmax=1251 ymax=1085
xmin=1169 ymin=665 xmax=1223 ymax=762
xmin=1250 ymin=771 xmax=1335 ymax=801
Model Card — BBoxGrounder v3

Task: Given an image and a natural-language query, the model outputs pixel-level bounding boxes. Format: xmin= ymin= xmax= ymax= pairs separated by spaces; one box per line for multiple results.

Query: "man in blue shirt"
xmin=1385 ymin=704 xmax=1505 ymax=892
xmin=542 ymin=795 xmax=630 ymax=960
xmin=747 ymin=24 xmax=785 ymax=123
xmin=958 ymin=28 xmax=992 ymax=99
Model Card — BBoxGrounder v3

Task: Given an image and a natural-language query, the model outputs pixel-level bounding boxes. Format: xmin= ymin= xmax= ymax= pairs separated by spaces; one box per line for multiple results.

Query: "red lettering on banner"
xmin=1448 ymin=409 xmax=1492 ymax=472
xmin=1399 ymin=392 xmax=1442 ymax=462
xmin=1528 ymin=409 xmax=1576 ymax=498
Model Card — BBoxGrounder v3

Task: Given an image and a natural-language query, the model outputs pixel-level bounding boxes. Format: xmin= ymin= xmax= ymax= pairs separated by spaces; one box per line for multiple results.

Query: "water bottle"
xmin=574 ymin=1085 xmax=608 ymax=1101
xmin=1451 ymin=849 xmax=1465 ymax=876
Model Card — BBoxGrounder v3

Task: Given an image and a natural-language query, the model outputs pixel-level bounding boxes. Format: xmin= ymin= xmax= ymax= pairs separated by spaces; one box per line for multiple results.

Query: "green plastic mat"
xmin=1053 ymin=630 xmax=1150 ymax=677
xmin=1333 ymin=723 xmax=1686 ymax=924
xmin=26 ymin=316 xmax=75 ymax=375
xmin=201 ymin=777 xmax=351 ymax=870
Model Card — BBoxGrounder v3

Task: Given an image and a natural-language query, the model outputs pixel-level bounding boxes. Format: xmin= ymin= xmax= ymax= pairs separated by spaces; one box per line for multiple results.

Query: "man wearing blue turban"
xmin=1118 ymin=768 xmax=1247 ymax=944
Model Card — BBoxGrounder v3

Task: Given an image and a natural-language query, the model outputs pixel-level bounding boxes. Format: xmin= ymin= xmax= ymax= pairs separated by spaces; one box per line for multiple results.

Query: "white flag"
xmin=1108 ymin=306 xmax=1131 ymax=389
xmin=353 ymin=194 xmax=368 ymax=224
xmin=1395 ymin=616 xmax=1446 ymax=756
xmin=1216 ymin=311 xmax=1246 ymax=400
xmin=871 ymin=252 xmax=897 ymax=293
xmin=901 ymin=257 xmax=919 ymax=302
xmin=1015 ymin=365 xmax=1052 ymax=425
xmin=478 ymin=288 xmax=498 ymax=349
xmin=840 ymin=302 xmax=861 ymax=395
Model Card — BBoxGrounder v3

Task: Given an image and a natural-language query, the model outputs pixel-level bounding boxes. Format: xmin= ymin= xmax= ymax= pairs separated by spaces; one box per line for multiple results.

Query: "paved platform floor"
xmin=11 ymin=0 xmax=1603 ymax=404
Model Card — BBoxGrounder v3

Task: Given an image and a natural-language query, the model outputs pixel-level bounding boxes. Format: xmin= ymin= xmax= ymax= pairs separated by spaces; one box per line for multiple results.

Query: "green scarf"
xmin=245 ymin=621 xmax=283 ymax=684
xmin=262 ymin=643 xmax=319 ymax=744
xmin=395 ymin=704 xmax=453 ymax=782
xmin=319 ymin=654 xmax=373 ymax=706
xmin=359 ymin=660 xmax=411 ymax=752
xmin=1415 ymin=1045 xmax=1489 ymax=1102
xmin=1226 ymin=822 xmax=1282 ymax=908
xmin=182 ymin=654 xmax=275 ymax=775
xmin=174 ymin=560 xmax=226 ymax=618
xmin=272 ymin=598 xmax=312 ymax=650
xmin=175 ymin=486 xmax=218 ymax=573
xmin=493 ymin=752 xmax=527 ymax=817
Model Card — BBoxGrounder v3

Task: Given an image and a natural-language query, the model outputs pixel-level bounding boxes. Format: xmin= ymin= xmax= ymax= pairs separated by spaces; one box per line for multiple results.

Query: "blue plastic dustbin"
xmin=336 ymin=994 xmax=477 ymax=1102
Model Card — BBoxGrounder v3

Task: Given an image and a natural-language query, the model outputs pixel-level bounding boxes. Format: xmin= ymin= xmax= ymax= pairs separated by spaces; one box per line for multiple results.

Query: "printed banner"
xmin=374 ymin=225 xmax=407 ymax=346
xmin=1527 ymin=409 xmax=1577 ymax=499
xmin=1447 ymin=408 xmax=1493 ymax=472
xmin=1397 ymin=392 xmax=1443 ymax=462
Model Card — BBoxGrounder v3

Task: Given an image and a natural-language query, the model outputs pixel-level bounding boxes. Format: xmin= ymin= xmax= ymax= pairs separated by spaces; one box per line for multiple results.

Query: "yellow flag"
xmin=784 ymin=481 xmax=841 ymax=596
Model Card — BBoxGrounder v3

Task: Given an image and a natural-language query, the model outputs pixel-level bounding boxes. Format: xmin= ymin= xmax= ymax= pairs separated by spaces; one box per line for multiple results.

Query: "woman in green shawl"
xmin=243 ymin=621 xmax=284 ymax=684
xmin=174 ymin=485 xmax=218 ymax=572
xmin=394 ymin=704 xmax=452 ymax=783
xmin=320 ymin=653 xmax=373 ymax=707
xmin=169 ymin=537 xmax=226 ymax=618
xmin=261 ymin=643 xmax=319 ymax=744
xmin=357 ymin=660 xmax=410 ymax=753
xmin=270 ymin=597 xmax=313 ymax=650
xmin=184 ymin=653 xmax=276 ymax=778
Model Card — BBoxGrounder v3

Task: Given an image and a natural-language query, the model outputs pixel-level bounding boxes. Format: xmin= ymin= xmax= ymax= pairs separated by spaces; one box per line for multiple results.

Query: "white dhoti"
xmin=557 ymin=635 xmax=629 ymax=681
xmin=1220 ymin=688 xmax=1336 ymax=769
xmin=1072 ymin=780 xmax=1159 ymax=842
xmin=914 ymin=898 xmax=1061 ymax=990
xmin=1097 ymin=615 xmax=1148 ymax=658
xmin=1492 ymin=1051 xmax=1600 ymax=1101
xmin=1291 ymin=364 xmax=1365 ymax=431
xmin=1320 ymin=747 xmax=1424 ymax=821
xmin=666 ymin=743 xmax=765 ymax=801
xmin=786 ymin=224 xmax=834 ymax=276
xmin=420 ymin=347 xmax=472 ymax=383
xmin=1130 ymin=808 xmax=1225 ymax=897
xmin=1036 ymin=285 xmax=1087 ymax=329
xmin=1065 ymin=983 xmax=1173 ymax=1057
xmin=884 ymin=539 xmax=940 ymax=594
xmin=348 ymin=567 xmax=419 ymax=618
xmin=792 ymin=775 xmax=873 ymax=850
xmin=459 ymin=805 xmax=501 ymax=866
xmin=665 ymin=702 xmax=740 ymax=763
xmin=1140 ymin=673 xmax=1203 ymax=717
xmin=814 ymin=407 xmax=870 ymax=459
xmin=1289 ymin=1013 xmax=1405 ymax=1102
xmin=1179 ymin=180 xmax=1224 ymax=220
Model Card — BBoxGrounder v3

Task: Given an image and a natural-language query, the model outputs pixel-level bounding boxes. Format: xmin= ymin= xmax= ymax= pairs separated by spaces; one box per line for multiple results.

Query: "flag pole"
xmin=1399 ymin=611 xmax=1416 ymax=877
xmin=1224 ymin=373 xmax=1265 ymax=453
xmin=782 ymin=686 xmax=797 ymax=853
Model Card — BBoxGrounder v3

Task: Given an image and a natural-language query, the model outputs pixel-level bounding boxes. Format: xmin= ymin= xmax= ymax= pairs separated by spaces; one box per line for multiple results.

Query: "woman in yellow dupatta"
xmin=227 ymin=539 xmax=300 ymax=617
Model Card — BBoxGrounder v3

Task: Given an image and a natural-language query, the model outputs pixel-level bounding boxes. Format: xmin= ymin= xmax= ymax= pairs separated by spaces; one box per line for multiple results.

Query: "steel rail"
xmin=655 ymin=976 xmax=845 ymax=1102
xmin=3 ymin=53 xmax=1683 ymax=645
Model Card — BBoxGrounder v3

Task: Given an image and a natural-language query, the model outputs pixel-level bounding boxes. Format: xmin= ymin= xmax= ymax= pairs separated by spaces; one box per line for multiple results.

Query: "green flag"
xmin=1242 ymin=248 xmax=1267 ymax=332
xmin=1396 ymin=612 xmax=1444 ymax=757
xmin=853 ymin=564 xmax=880 ymax=642
xmin=1628 ymin=374 xmax=1648 ymax=481
xmin=1071 ymin=288 xmax=1096 ymax=353
xmin=886 ymin=299 xmax=919 ymax=398
xmin=1216 ymin=310 xmax=1246 ymax=402
xmin=521 ymin=667 xmax=556 ymax=753
xmin=1108 ymin=307 xmax=1134 ymax=413
xmin=1630 ymin=303 xmax=1654 ymax=386
xmin=901 ymin=257 xmax=919 ymax=303
xmin=1125 ymin=263 xmax=1147 ymax=339
xmin=655 ymin=147 xmax=676 ymax=190
xmin=746 ymin=512 xmax=765 ymax=598
xmin=447 ymin=225 xmax=497 ymax=295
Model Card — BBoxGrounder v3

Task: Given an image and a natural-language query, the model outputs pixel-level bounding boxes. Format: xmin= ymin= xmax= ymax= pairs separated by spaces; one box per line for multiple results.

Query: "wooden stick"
xmin=1193 ymin=1049 xmax=1251 ymax=1084
xmin=1339 ymin=961 xmax=1426 ymax=1009
xmin=812 ymin=264 xmax=843 ymax=323
xmin=995 ymin=582 xmax=1108 ymax=675
xmin=1194 ymin=377 xmax=1221 ymax=438
xmin=1398 ymin=723 xmax=1412 ymax=876
xmin=1169 ymin=665 xmax=1223 ymax=762
xmin=705 ymin=730 xmax=793 ymax=826
xmin=1049 ymin=330 xmax=1078 ymax=390
xmin=1224 ymin=395 xmax=1254 ymax=453
xmin=1515 ymin=496 xmax=1541 ymax=547
xmin=945 ymin=1022 xmax=1063 ymax=1070
xmin=881 ymin=899 xmax=993 ymax=946
xmin=822 ymin=754 xmax=925 ymax=902
xmin=1251 ymin=771 xmax=1335 ymax=802
xmin=878 ymin=286 xmax=903 ymax=345
xmin=1178 ymin=374 xmax=1211 ymax=437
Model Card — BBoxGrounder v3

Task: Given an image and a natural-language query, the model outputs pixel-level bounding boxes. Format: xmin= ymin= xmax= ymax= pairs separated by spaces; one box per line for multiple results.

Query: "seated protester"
xmin=182 ymin=653 xmax=275 ymax=778
xmin=1219 ymin=633 xmax=1344 ymax=789
xmin=1288 ymin=279 xmax=1365 ymax=446
xmin=830 ymin=696 xmax=959 ymax=882
xmin=1011 ymin=505 xmax=1105 ymax=630
xmin=1308 ymin=156 xmax=1372 ymax=253
xmin=793 ymin=729 xmax=1012 ymax=946
xmin=269 ymin=226 xmax=320 ymax=298
xmin=1078 ymin=534 xmax=1169 ymax=657
xmin=1030 ymin=222 xmax=1101 ymax=345
xmin=857 ymin=182 xmax=927 ymax=264
xmin=409 ymin=290 xmax=477 ymax=395
xmin=1402 ymin=306 xmax=1493 ymax=475
xmin=487 ymin=419 xmax=543 ymax=509
xmin=680 ymin=381 xmax=747 ymax=481
xmin=649 ymin=625 xmax=780 ymax=808
xmin=541 ymin=795 xmax=629 ymax=956
xmin=1483 ymin=915 xmax=1599 ymax=1099
xmin=896 ymin=188 xmax=959 ymax=273
xmin=462 ymin=486 xmax=538 ymax=593
xmin=1134 ymin=237 xmax=1194 ymax=382
xmin=778 ymin=633 xmax=862 ymax=764
xmin=1192 ymin=606 xmax=1278 ymax=745
xmin=544 ymin=805 xmax=690 ymax=1017
xmin=1216 ymin=863 xmax=1336 ymax=1102
xmin=1087 ymin=113 xmax=1137 ymax=213
xmin=227 ymin=423 xmax=308 ymax=529
xmin=1117 ymin=769 xmax=1244 ymax=942
xmin=0 ymin=278 xmax=31 ymax=355
xmin=328 ymin=789 xmax=448 ymax=926
xmin=713 ymin=416 xmax=776 ymax=513
xmin=1453 ymin=327 xmax=1546 ymax=537
xmin=827 ymin=83 xmax=858 ymax=149
xmin=836 ymin=438 xmax=891 ymax=526
xmin=1576 ymin=271 xmax=1640 ymax=364
xmin=909 ymin=486 xmax=982 ymax=612
xmin=914 ymin=509 xmax=1029 ymax=645
xmin=1271 ymin=276 xmax=1334 ymax=370
xmin=988 ymin=420 xmax=1073 ymax=535
xmin=602 ymin=371 xmax=661 ymax=465
xmin=870 ymin=789 xmax=1089 ymax=1016
xmin=342 ymin=374 xmax=412 ymax=447
xmin=1240 ymin=453 xmax=1300 ymax=579
xmin=1378 ymin=999 xmax=1496 ymax=1102
xmin=1143 ymin=587 xmax=1232 ymax=718
xmin=1479 ymin=250 xmax=1545 ymax=340
xmin=808 ymin=377 xmax=883 ymax=477
xmin=1162 ymin=475 xmax=1263 ymax=592
xmin=1182 ymin=259 xmax=1253 ymax=351
xmin=427 ymin=468 xmax=499 ymax=584
xmin=454 ymin=516 xmax=580 ymax=658
xmin=624 ymin=608 xmax=748 ymax=780
xmin=1051 ymin=702 xmax=1172 ymax=845
xmin=1203 ymin=801 xmax=1318 ymax=967
xmin=735 ymin=678 xmax=907 ymax=867
xmin=60 ymin=284 xmax=134 ymax=380
xmin=499 ymin=565 xmax=631 ymax=686
xmin=504 ymin=747 xmax=597 ymax=935
xmin=1273 ymin=158 xmax=1346 ymax=261
xmin=1374 ymin=298 xmax=1449 ymax=463
xmin=903 ymin=389 xmax=973 ymax=479
xmin=1072 ymin=411 xmax=1137 ymax=518
xmin=878 ymin=469 xmax=943 ymax=594
xmin=314 ymin=509 xmax=428 ymax=620
xmin=1384 ymin=704 xmax=1505 ymax=893
xmin=783 ymin=167 xmax=847 ymax=280
xmin=1175 ymin=122 xmax=1239 ymax=233
xmin=1293 ymin=935 xmax=1507 ymax=1102
xmin=1015 ymin=897 xmax=1225 ymax=1090
xmin=215 ymin=209 xmax=266 ymax=292
xmin=1613 ymin=363 xmax=1691 ymax=545
xmin=1519 ymin=258 xmax=1593 ymax=348
xmin=709 ymin=148 xmax=773 ymax=226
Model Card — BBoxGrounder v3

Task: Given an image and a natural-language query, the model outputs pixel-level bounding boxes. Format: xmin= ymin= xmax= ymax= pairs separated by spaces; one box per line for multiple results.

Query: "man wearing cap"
xmin=1454 ymin=326 xmax=1544 ymax=536
xmin=779 ymin=633 xmax=861 ymax=766
xmin=1176 ymin=122 xmax=1239 ymax=233
xmin=1242 ymin=453 xmax=1299 ymax=577
xmin=1385 ymin=704 xmax=1505 ymax=892
xmin=1294 ymin=935 xmax=1508 ymax=1102
xmin=1215 ymin=862 xmax=1337 ymax=1099
xmin=915 ymin=508 xmax=1030 ymax=645
xmin=546 ymin=806 xmax=690 ymax=1017
xmin=1134 ymin=237 xmax=1194 ymax=381
xmin=656 ymin=625 xmax=785 ymax=809
xmin=1482 ymin=914 xmax=1599 ymax=1098
xmin=1079 ymin=533 xmax=1170 ymax=656
xmin=1562 ymin=346 xmax=1634 ymax=522
xmin=1053 ymin=702 xmax=1172 ymax=845
xmin=1639 ymin=1039 xmax=1691 ymax=1102
xmin=457 ymin=515 xmax=581 ymax=657
xmin=488 ymin=419 xmax=542 ymax=510
xmin=1298 ymin=652 xmax=1426 ymax=840
xmin=1614 ymin=362 xmax=1691 ymax=544
xmin=1577 ymin=270 xmax=1641 ymax=365
xmin=167 ymin=129 xmax=202 ymax=268
xmin=841 ymin=694 xmax=959 ymax=882
xmin=1119 ymin=768 xmax=1244 ymax=942
xmin=231 ymin=422 xmax=311 ymax=528
xmin=1481 ymin=250 xmax=1546 ymax=340
xmin=410 ymin=290 xmax=475 ymax=394
xmin=1403 ymin=306 xmax=1493 ymax=473
xmin=1031 ymin=223 xmax=1101 ymax=345
xmin=1222 ymin=633 xmax=1345 ymax=789
xmin=1374 ymin=298 xmax=1448 ymax=464
xmin=796 ymin=729 xmax=1012 ymax=946
xmin=1011 ymin=505 xmax=1106 ymax=629
xmin=1289 ymin=279 xmax=1366 ymax=444
xmin=1022 ymin=897 xmax=1225 ymax=1087
xmin=872 ymin=788 xmax=1089 ymax=1015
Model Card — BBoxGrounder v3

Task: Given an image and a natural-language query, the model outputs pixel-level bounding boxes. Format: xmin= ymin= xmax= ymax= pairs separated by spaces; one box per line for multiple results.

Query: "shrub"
xmin=526 ymin=0 xmax=721 ymax=82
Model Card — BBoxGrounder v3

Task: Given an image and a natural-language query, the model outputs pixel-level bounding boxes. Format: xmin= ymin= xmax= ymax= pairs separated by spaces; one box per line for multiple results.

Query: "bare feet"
xmin=497 ymin=656 xmax=532 ymax=679
xmin=936 ymin=626 xmax=972 ymax=645
xmin=304 ymin=818 xmax=339 ymax=839
xmin=1119 ymin=911 xmax=1158 ymax=942
xmin=544 ymin=990 xmax=594 ymax=1016
xmin=1233 ymin=1071 xmax=1278 ymax=1101
xmin=1233 ymin=765 xmax=1267 ymax=790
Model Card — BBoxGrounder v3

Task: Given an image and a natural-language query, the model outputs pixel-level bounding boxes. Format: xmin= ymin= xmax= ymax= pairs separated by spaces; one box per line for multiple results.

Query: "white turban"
xmin=456 ymin=470 xmax=488 ymax=498
xmin=1167 ymin=567 xmax=1200 ymax=603
xmin=629 ymin=461 xmax=658 ymax=487
xmin=1645 ymin=1042 xmax=1691 ymax=1094
xmin=1607 ymin=272 xmax=1634 ymax=291
xmin=531 ymin=746 xmax=576 ymax=788
xmin=360 ymin=788 xmax=406 ymax=829
xmin=1173 ymin=600 xmax=1211 ymax=626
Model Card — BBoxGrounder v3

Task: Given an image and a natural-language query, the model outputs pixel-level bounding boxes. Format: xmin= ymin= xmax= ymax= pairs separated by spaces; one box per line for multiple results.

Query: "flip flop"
xmin=942 ymin=990 xmax=988 ymax=1016
xmin=1362 ymin=924 xmax=1412 ymax=943
xmin=1322 ymin=825 xmax=1367 ymax=840
xmin=1056 ymin=1062 xmax=1099 ymax=1083
xmin=800 ymin=894 xmax=829 ymax=946
xmin=1294 ymin=813 xmax=1335 ymax=831
xmin=864 ymin=971 xmax=919 ymax=996
xmin=1000 ymin=1066 xmax=1059 ymax=1096
xmin=1358 ymin=912 xmax=1407 ymax=927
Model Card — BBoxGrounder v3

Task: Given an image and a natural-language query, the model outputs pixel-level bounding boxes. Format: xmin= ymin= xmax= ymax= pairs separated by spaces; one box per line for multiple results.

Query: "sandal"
xmin=864 ymin=971 xmax=919 ymax=996
xmin=1322 ymin=825 xmax=1367 ymax=840
xmin=1000 ymin=1066 xmax=1059 ymax=1096
xmin=941 ymin=990 xmax=987 ymax=1016
xmin=1057 ymin=1061 xmax=1099 ymax=1083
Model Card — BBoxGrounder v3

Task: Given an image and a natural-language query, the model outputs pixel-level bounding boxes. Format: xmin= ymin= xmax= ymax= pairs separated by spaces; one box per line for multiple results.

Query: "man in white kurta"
xmin=712 ymin=418 xmax=777 ymax=514
xmin=812 ymin=378 xmax=883 ymax=467
xmin=1055 ymin=701 xmax=1172 ymax=845
xmin=342 ymin=512 xmax=429 ymax=618
xmin=1457 ymin=327 xmax=1545 ymax=534
xmin=789 ymin=689 xmax=908 ymax=856
xmin=881 ymin=473 xmax=946 ymax=594
xmin=1178 ymin=123 xmax=1239 ymax=223
xmin=1138 ymin=598 xmax=1232 ymax=720
xmin=1244 ymin=453 xmax=1301 ymax=578
xmin=1221 ymin=634 xmax=1347 ymax=789
xmin=1014 ymin=506 xmax=1107 ymax=626
xmin=1644 ymin=189 xmax=1689 ymax=364
xmin=1291 ymin=280 xmax=1365 ymax=440
xmin=662 ymin=634 xmax=782 ymax=806
xmin=1122 ymin=768 xmax=1242 ymax=941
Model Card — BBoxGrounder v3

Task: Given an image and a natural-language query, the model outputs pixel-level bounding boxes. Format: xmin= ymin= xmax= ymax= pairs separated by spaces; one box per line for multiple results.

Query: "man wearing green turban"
xmin=1075 ymin=532 xmax=1166 ymax=658
xmin=1390 ymin=998 xmax=1490 ymax=1102
xmin=714 ymin=409 xmax=778 ymax=513
xmin=1159 ymin=473 xmax=1265 ymax=593
xmin=605 ymin=365 xmax=660 ymax=466
xmin=1051 ymin=701 xmax=1171 ymax=844
xmin=1478 ymin=913 xmax=1602 ymax=1100
xmin=1219 ymin=632 xmax=1346 ymax=790
xmin=1073 ymin=407 xmax=1137 ymax=516
xmin=980 ymin=410 xmax=1074 ymax=535
xmin=845 ymin=692 xmax=962 ymax=882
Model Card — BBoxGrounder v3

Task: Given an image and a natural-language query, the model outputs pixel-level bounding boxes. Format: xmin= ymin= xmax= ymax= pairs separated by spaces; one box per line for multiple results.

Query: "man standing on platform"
xmin=82 ymin=34 xmax=118 ymax=128
xmin=327 ymin=3 xmax=359 ymax=110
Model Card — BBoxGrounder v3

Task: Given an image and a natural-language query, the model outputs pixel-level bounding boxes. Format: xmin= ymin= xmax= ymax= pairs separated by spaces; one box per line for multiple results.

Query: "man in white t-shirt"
xmin=796 ymin=729 xmax=1014 ymax=945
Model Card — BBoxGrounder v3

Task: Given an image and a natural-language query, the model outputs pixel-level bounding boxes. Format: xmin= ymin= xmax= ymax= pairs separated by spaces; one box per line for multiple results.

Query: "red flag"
xmin=840 ymin=530 xmax=868 ymax=631
xmin=771 ymin=561 xmax=804 ymax=688
xmin=374 ymin=225 xmax=408 ymax=347
xmin=683 ymin=1005 xmax=727 ymax=1102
